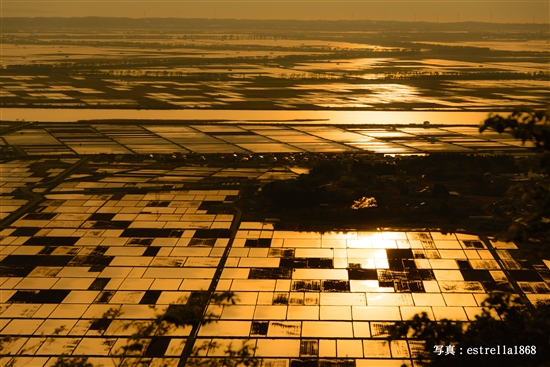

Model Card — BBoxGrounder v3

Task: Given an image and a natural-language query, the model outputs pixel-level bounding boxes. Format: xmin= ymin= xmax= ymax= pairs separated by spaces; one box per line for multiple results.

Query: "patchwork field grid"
xmin=1 ymin=123 xmax=536 ymax=157
xmin=2 ymin=15 xmax=549 ymax=367
xmin=1 ymin=184 xmax=549 ymax=366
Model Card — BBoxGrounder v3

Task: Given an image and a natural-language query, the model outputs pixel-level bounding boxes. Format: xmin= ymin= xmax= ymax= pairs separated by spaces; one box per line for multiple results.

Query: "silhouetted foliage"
xmin=432 ymin=183 xmax=450 ymax=201
xmin=481 ymin=107 xmax=550 ymax=153
xmin=0 ymin=292 xmax=257 ymax=367
xmin=309 ymin=161 xmax=345 ymax=183
xmin=390 ymin=293 xmax=550 ymax=367
xmin=96 ymin=291 xmax=257 ymax=367
xmin=187 ymin=340 xmax=258 ymax=367
xmin=51 ymin=356 xmax=96 ymax=367
xmin=480 ymin=108 xmax=550 ymax=242
xmin=1 ymin=326 xmax=71 ymax=367
xmin=162 ymin=291 xmax=236 ymax=327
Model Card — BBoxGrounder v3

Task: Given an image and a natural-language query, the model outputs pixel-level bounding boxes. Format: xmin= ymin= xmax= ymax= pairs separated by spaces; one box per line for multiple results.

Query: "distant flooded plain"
xmin=0 ymin=108 xmax=489 ymax=125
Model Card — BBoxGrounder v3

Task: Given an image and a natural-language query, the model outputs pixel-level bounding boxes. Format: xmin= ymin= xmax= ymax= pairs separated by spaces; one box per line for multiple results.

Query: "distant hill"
xmin=1 ymin=17 xmax=547 ymax=33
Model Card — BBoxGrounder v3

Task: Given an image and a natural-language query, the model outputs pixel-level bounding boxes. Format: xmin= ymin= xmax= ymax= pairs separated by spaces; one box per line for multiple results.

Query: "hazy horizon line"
xmin=2 ymin=16 xmax=548 ymax=25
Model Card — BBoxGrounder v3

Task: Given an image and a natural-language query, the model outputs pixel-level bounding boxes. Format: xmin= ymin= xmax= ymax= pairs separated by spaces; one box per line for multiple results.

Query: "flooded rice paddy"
xmin=2 ymin=24 xmax=548 ymax=112
xmin=1 ymin=175 xmax=549 ymax=365
xmin=1 ymin=19 xmax=549 ymax=366
xmin=0 ymin=121 xmax=534 ymax=156
xmin=1 ymin=108 xmax=492 ymax=125
xmin=1 ymin=66 xmax=547 ymax=110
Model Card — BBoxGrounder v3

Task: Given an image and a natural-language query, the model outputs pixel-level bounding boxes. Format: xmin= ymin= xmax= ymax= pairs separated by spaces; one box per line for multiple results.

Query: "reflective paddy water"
xmin=3 ymin=65 xmax=546 ymax=109
xmin=1 ymin=156 xmax=549 ymax=366
xmin=1 ymin=188 xmax=549 ymax=366
xmin=2 ymin=121 xmax=534 ymax=156
xmin=3 ymin=119 xmax=536 ymax=156
xmin=1 ymin=108 xmax=489 ymax=125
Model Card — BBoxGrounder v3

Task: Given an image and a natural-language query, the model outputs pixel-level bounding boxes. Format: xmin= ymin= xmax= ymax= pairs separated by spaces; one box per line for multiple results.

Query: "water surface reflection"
xmin=1 ymin=108 xmax=488 ymax=125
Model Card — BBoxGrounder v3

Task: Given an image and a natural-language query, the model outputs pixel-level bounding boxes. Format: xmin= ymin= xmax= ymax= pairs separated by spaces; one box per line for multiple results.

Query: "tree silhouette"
xmin=390 ymin=293 xmax=550 ymax=367
xmin=480 ymin=107 xmax=550 ymax=152
xmin=480 ymin=107 xmax=550 ymax=242
xmin=1 ymin=292 xmax=258 ymax=367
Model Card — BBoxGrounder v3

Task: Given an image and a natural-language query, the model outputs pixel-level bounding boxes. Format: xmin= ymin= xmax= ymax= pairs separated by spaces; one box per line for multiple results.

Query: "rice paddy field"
xmin=0 ymin=121 xmax=537 ymax=157
xmin=1 ymin=155 xmax=549 ymax=366
xmin=1 ymin=17 xmax=549 ymax=367
xmin=1 ymin=69 xmax=547 ymax=110
xmin=1 ymin=18 xmax=548 ymax=111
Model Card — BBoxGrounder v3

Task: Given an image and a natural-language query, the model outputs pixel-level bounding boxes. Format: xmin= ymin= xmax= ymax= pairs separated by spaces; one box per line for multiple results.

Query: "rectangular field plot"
xmin=1 ymin=198 xmax=549 ymax=367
